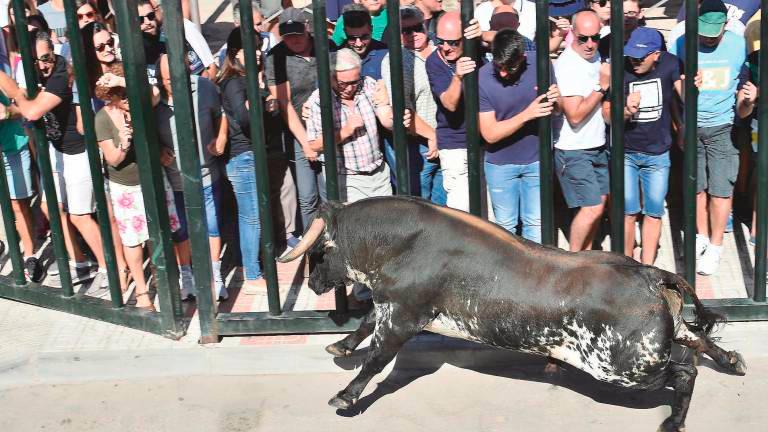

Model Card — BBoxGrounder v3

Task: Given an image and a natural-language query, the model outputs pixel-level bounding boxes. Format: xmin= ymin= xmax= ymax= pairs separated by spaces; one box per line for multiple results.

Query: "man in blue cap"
xmin=601 ymin=27 xmax=684 ymax=265
xmin=670 ymin=0 xmax=748 ymax=275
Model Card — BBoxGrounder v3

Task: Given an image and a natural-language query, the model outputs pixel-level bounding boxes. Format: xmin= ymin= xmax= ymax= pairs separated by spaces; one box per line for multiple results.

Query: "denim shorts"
xmin=624 ymin=151 xmax=670 ymax=218
xmin=171 ymin=191 xmax=190 ymax=243
xmin=697 ymin=124 xmax=739 ymax=198
xmin=203 ymin=181 xmax=222 ymax=238
xmin=555 ymin=146 xmax=610 ymax=208
xmin=3 ymin=147 xmax=33 ymax=200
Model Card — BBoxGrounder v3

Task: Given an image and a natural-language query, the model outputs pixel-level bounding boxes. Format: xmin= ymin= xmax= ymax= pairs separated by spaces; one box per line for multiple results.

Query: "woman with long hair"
xmin=93 ymin=64 xmax=180 ymax=310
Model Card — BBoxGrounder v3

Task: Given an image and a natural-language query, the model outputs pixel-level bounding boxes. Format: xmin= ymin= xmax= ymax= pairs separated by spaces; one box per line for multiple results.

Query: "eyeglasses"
xmin=347 ymin=33 xmax=371 ymax=42
xmin=95 ymin=38 xmax=115 ymax=52
xmin=336 ymin=78 xmax=362 ymax=89
xmin=436 ymin=37 xmax=462 ymax=48
xmin=139 ymin=11 xmax=157 ymax=23
xmin=401 ymin=24 xmax=425 ymax=35
xmin=624 ymin=11 xmax=640 ymax=18
xmin=576 ymin=33 xmax=601 ymax=44
xmin=77 ymin=11 xmax=96 ymax=20
xmin=35 ymin=53 xmax=55 ymax=64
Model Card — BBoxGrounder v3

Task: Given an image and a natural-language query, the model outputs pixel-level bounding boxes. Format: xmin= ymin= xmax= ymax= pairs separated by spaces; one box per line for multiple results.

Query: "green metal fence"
xmin=0 ymin=0 xmax=767 ymax=342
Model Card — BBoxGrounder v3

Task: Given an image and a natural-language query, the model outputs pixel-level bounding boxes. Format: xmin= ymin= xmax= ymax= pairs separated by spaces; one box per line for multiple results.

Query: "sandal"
xmin=135 ymin=292 xmax=156 ymax=312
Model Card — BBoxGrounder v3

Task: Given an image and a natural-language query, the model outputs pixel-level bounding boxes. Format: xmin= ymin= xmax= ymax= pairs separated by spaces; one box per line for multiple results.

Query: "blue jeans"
xmin=225 ymin=151 xmax=262 ymax=280
xmin=384 ymin=139 xmax=447 ymax=205
xmin=624 ymin=151 xmax=670 ymax=218
xmin=484 ymin=161 xmax=542 ymax=243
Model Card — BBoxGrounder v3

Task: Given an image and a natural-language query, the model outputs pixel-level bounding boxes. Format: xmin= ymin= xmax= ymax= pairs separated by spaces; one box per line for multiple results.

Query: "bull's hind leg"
xmin=658 ymin=358 xmax=698 ymax=432
xmin=328 ymin=302 xmax=428 ymax=410
xmin=674 ymin=325 xmax=747 ymax=376
xmin=326 ymin=308 xmax=376 ymax=357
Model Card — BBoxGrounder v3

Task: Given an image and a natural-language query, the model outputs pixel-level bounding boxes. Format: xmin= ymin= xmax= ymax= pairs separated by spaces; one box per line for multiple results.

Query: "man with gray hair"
xmin=305 ymin=48 xmax=398 ymax=203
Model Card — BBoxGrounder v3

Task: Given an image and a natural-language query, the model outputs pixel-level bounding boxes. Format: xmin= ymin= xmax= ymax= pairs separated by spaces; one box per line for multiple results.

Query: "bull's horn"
xmin=277 ymin=217 xmax=326 ymax=262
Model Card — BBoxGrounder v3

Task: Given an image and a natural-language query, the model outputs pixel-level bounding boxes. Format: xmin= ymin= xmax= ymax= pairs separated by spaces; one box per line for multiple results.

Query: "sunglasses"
xmin=347 ymin=33 xmax=371 ymax=42
xmin=436 ymin=37 xmax=462 ymax=48
xmin=401 ymin=24 xmax=425 ymax=35
xmin=35 ymin=53 xmax=55 ymax=64
xmin=95 ymin=38 xmax=115 ymax=52
xmin=139 ymin=11 xmax=157 ymax=23
xmin=628 ymin=51 xmax=657 ymax=63
xmin=591 ymin=0 xmax=608 ymax=6
xmin=576 ymin=33 xmax=601 ymax=44
xmin=78 ymin=11 xmax=96 ymax=20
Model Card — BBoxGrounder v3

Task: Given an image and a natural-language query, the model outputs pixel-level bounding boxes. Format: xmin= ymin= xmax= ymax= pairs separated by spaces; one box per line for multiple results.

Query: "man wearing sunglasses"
xmin=0 ymin=30 xmax=109 ymax=286
xmin=426 ymin=11 xmax=482 ymax=212
xmin=669 ymin=0 xmax=748 ymax=276
xmin=381 ymin=5 xmax=446 ymax=205
xmin=553 ymin=9 xmax=611 ymax=252
xmin=479 ymin=29 xmax=561 ymax=243
xmin=332 ymin=0 xmax=388 ymax=46
xmin=340 ymin=4 xmax=388 ymax=80
xmin=601 ymin=27 xmax=684 ymax=266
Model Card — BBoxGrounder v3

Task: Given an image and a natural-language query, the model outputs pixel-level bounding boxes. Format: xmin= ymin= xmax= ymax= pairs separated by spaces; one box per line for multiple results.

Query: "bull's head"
xmin=278 ymin=204 xmax=348 ymax=295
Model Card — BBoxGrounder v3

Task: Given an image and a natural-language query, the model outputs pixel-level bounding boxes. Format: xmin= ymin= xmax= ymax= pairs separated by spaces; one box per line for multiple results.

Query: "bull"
xmin=279 ymin=197 xmax=746 ymax=431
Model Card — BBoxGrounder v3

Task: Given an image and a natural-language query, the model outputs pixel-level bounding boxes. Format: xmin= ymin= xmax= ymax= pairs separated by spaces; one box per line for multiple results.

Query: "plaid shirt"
xmin=306 ymin=77 xmax=384 ymax=175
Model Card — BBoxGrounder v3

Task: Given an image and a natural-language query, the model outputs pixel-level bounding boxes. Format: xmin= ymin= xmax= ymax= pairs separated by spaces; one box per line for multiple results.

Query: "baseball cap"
xmin=548 ymin=0 xmax=585 ymax=18
xmin=279 ymin=7 xmax=308 ymax=36
xmin=698 ymin=0 xmax=728 ymax=38
xmin=623 ymin=27 xmax=663 ymax=59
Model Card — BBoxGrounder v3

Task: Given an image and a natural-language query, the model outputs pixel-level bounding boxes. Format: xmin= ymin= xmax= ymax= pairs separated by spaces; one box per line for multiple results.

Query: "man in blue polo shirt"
xmin=602 ymin=28 xmax=683 ymax=265
xmin=478 ymin=29 xmax=560 ymax=242
xmin=670 ymin=0 xmax=747 ymax=275
xmin=426 ymin=11 xmax=481 ymax=212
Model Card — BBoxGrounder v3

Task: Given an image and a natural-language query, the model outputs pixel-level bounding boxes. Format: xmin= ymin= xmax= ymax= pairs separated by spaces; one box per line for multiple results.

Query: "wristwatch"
xmin=593 ymin=83 xmax=608 ymax=96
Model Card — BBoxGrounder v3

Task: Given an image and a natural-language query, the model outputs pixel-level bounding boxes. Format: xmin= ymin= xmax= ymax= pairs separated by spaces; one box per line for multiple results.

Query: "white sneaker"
xmin=697 ymin=244 xmax=722 ymax=276
xmin=695 ymin=234 xmax=710 ymax=258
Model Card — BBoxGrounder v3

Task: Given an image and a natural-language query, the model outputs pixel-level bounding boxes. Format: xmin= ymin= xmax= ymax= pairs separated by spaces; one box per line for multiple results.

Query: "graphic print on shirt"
xmin=701 ymin=66 xmax=732 ymax=91
xmin=628 ymin=78 xmax=663 ymax=123
xmin=43 ymin=111 xmax=62 ymax=143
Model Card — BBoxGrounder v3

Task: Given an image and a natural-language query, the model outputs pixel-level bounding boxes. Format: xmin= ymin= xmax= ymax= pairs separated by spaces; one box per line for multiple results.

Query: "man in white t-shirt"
xmin=475 ymin=0 xmax=537 ymax=41
xmin=553 ymin=9 xmax=610 ymax=252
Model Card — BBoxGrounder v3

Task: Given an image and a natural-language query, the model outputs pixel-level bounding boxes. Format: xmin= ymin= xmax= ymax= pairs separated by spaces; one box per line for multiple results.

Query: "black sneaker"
xmin=24 ymin=257 xmax=44 ymax=283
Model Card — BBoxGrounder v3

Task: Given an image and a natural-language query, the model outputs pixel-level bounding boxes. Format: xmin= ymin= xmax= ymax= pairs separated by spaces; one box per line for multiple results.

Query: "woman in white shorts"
xmin=94 ymin=65 xmax=179 ymax=310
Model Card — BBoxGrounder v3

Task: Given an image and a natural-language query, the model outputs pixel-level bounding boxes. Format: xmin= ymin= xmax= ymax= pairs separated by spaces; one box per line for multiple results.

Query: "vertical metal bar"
xmin=239 ymin=0 xmax=281 ymax=315
xmin=0 ymin=150 xmax=26 ymax=285
xmin=753 ymin=0 xmax=768 ymax=303
xmin=11 ymin=0 xmax=74 ymax=295
xmin=535 ymin=0 xmax=554 ymax=245
xmin=62 ymin=0 xmax=123 ymax=307
xmin=162 ymin=0 xmax=219 ymax=337
xmin=461 ymin=0 xmax=482 ymax=216
xmin=386 ymin=0 xmax=410 ymax=195
xmin=609 ymin=1 xmax=625 ymax=253
xmin=683 ymin=0 xmax=699 ymax=288
xmin=312 ymin=0 xmax=347 ymax=313
xmin=113 ymin=0 xmax=182 ymax=331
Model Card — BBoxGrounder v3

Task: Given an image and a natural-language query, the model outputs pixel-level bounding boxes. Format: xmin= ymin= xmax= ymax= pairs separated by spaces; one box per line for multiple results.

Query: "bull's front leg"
xmin=329 ymin=302 xmax=427 ymax=410
xmin=326 ymin=307 xmax=376 ymax=357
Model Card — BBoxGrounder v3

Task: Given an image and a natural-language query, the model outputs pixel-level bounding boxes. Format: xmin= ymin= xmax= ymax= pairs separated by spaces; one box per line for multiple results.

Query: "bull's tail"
xmin=657 ymin=270 xmax=724 ymax=336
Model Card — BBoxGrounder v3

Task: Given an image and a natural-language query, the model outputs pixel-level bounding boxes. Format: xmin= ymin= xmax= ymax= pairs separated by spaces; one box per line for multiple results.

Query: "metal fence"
xmin=0 ymin=0 xmax=766 ymax=342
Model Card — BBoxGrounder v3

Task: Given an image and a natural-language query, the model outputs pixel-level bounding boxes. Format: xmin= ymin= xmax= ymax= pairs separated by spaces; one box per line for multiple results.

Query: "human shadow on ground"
xmin=325 ymin=337 xmax=738 ymax=418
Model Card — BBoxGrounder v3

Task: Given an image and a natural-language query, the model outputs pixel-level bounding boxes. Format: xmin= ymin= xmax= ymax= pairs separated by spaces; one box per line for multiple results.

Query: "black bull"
xmin=279 ymin=197 xmax=746 ymax=431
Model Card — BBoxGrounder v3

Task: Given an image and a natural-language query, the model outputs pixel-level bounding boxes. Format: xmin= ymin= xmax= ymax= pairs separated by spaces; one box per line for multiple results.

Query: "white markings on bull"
xmin=373 ymin=302 xmax=394 ymax=346
xmin=324 ymin=239 xmax=337 ymax=249
xmin=424 ymin=313 xmax=482 ymax=342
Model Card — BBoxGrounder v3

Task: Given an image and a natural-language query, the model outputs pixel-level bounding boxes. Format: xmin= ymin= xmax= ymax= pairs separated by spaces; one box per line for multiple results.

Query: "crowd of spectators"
xmin=0 ymin=0 xmax=763 ymax=308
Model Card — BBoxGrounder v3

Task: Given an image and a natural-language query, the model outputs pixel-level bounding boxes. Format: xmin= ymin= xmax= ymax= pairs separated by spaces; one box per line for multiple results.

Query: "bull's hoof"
xmin=728 ymin=351 xmax=747 ymax=376
xmin=325 ymin=342 xmax=353 ymax=357
xmin=657 ymin=418 xmax=685 ymax=432
xmin=328 ymin=392 xmax=355 ymax=410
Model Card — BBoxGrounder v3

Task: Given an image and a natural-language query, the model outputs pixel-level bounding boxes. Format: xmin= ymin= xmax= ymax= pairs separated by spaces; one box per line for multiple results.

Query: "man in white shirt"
xmin=553 ymin=9 xmax=610 ymax=252
xmin=475 ymin=0 xmax=537 ymax=41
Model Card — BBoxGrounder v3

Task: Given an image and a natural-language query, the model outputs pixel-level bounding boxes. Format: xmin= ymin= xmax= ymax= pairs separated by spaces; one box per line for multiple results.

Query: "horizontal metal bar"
xmin=0 ymin=278 xmax=183 ymax=338
xmin=216 ymin=310 xmax=367 ymax=335
xmin=683 ymin=299 xmax=768 ymax=322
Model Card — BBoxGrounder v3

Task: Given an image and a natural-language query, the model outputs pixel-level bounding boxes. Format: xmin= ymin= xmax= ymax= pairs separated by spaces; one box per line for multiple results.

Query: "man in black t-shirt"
xmin=0 ymin=31 xmax=108 ymax=289
xmin=600 ymin=28 xmax=683 ymax=266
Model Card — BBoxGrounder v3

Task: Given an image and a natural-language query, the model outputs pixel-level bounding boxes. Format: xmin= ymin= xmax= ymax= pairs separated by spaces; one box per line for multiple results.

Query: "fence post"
xmin=11 ymin=0 xmax=74 ymax=295
xmin=461 ymin=0 xmax=482 ymax=217
xmin=162 ymin=0 xmax=219 ymax=339
xmin=62 ymin=0 xmax=123 ymax=307
xmin=237 ymin=0 xmax=281 ymax=315
xmin=609 ymin=2 xmax=625 ymax=253
xmin=0 ymin=150 xmax=26 ymax=285
xmin=113 ymin=0 xmax=183 ymax=332
xmin=754 ymin=1 xmax=768 ymax=303
xmin=683 ymin=0 xmax=699 ymax=289
xmin=535 ymin=0 xmax=555 ymax=246
xmin=386 ymin=0 xmax=411 ymax=195
xmin=312 ymin=1 xmax=348 ymax=314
